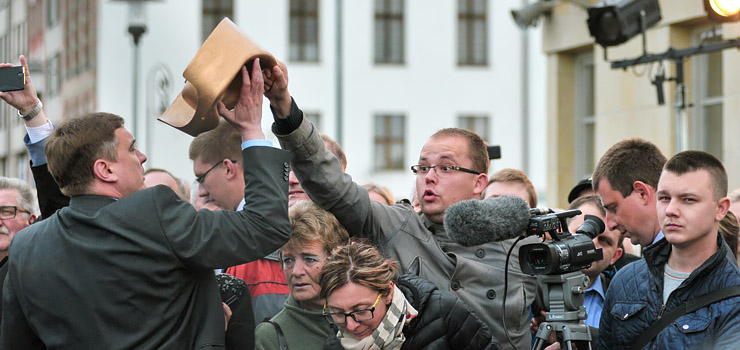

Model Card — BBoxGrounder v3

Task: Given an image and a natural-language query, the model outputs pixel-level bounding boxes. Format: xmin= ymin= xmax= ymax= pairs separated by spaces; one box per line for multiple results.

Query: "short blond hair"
xmin=280 ymin=201 xmax=350 ymax=262
xmin=487 ymin=168 xmax=538 ymax=208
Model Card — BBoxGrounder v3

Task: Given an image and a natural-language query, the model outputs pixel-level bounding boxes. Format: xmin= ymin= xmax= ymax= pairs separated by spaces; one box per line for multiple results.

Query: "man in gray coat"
xmin=258 ymin=62 xmax=537 ymax=350
xmin=1 ymin=61 xmax=291 ymax=349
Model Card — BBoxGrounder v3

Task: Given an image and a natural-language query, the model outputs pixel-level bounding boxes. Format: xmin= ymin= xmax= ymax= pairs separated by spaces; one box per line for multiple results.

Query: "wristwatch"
xmin=18 ymin=100 xmax=43 ymax=121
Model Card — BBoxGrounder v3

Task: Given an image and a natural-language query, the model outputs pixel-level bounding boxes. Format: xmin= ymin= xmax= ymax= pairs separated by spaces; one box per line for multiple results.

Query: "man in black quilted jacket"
xmin=596 ymin=150 xmax=740 ymax=349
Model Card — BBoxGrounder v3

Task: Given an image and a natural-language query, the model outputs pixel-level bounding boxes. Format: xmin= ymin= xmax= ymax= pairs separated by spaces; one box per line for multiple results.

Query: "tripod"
xmin=532 ymin=271 xmax=593 ymax=350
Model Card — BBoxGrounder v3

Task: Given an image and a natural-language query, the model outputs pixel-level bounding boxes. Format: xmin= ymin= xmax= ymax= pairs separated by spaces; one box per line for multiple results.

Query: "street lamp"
xmin=112 ymin=0 xmax=160 ymax=141
xmin=128 ymin=2 xmax=146 ymax=141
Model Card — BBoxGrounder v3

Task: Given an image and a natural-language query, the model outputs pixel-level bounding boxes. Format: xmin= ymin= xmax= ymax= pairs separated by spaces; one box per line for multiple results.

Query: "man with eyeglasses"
xmin=243 ymin=61 xmax=533 ymax=350
xmin=188 ymin=120 xmax=291 ymax=324
xmin=0 ymin=177 xmax=39 ymax=322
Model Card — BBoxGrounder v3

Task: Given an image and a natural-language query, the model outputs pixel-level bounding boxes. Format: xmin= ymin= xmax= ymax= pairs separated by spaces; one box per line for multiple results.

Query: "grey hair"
xmin=0 ymin=177 xmax=39 ymax=215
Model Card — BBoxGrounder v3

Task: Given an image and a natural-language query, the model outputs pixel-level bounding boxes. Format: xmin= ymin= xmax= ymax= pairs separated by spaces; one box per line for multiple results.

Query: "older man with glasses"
xmin=0 ymin=176 xmax=39 ymax=321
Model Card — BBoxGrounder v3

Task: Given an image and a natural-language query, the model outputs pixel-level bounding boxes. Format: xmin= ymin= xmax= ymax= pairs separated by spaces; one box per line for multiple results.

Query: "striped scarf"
xmin=338 ymin=284 xmax=418 ymax=350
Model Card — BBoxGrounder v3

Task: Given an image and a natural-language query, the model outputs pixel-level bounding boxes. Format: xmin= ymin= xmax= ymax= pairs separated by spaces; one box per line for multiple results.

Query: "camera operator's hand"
xmin=0 ymin=55 xmax=48 ymax=127
xmin=262 ymin=60 xmax=291 ymax=119
xmin=531 ymin=310 xmax=557 ymax=345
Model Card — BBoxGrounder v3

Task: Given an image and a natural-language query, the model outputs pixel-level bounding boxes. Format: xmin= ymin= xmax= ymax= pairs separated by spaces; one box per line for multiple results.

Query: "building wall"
xmin=0 ymin=0 xmax=30 ymax=181
xmin=543 ymin=0 xmax=740 ymax=208
xmin=95 ymin=0 xmax=547 ymax=202
xmin=2 ymin=0 xmax=547 ymax=206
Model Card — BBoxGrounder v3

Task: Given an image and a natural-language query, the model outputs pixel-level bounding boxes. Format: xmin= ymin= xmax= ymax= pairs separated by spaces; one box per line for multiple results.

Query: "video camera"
xmin=519 ymin=209 xmax=605 ymax=275
xmin=518 ymin=208 xmax=607 ymax=349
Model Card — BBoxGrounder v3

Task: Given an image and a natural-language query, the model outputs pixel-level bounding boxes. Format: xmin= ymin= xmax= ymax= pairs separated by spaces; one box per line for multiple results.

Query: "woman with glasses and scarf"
xmin=319 ymin=241 xmax=499 ymax=350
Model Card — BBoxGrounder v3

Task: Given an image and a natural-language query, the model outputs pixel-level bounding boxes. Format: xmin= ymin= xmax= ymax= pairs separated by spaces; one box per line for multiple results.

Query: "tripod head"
xmin=532 ymin=271 xmax=594 ymax=350
xmin=539 ymin=271 xmax=590 ymax=322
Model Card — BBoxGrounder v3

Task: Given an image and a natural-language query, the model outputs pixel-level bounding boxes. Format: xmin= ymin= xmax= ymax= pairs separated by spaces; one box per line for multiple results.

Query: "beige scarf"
xmin=338 ymin=284 xmax=419 ymax=350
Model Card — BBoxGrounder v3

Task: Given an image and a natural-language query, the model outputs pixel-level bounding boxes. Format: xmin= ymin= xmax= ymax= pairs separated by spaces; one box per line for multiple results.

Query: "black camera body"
xmin=519 ymin=211 xmax=605 ymax=275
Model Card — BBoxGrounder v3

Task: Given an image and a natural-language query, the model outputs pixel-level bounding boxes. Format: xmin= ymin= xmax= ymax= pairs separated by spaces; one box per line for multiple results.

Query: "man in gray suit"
xmin=0 ymin=60 xmax=290 ymax=349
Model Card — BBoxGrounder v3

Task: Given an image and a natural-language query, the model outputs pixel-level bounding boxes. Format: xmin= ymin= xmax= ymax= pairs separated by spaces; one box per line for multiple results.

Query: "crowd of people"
xmin=1 ymin=53 xmax=740 ymax=350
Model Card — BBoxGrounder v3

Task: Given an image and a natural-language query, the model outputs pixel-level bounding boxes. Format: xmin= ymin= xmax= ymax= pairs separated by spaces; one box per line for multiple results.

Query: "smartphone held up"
xmin=0 ymin=66 xmax=25 ymax=92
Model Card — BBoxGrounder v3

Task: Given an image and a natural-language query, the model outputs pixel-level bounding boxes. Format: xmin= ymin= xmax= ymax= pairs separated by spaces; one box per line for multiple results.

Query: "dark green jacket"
xmin=255 ymin=295 xmax=334 ymax=350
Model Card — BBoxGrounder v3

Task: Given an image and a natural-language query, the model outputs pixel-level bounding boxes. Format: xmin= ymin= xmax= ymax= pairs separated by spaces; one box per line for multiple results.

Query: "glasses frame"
xmin=195 ymin=159 xmax=237 ymax=184
xmin=323 ymin=292 xmax=383 ymax=325
xmin=410 ymin=164 xmax=481 ymax=176
xmin=0 ymin=206 xmax=30 ymax=220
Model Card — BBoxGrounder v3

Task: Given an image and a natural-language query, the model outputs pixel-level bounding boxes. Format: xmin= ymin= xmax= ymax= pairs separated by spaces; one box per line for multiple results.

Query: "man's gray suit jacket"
xmin=0 ymin=146 xmax=291 ymax=349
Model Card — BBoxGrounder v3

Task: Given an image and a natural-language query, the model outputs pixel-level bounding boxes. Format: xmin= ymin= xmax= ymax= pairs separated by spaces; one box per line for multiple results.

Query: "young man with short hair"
xmin=484 ymin=168 xmax=538 ymax=208
xmin=596 ymin=150 xmax=740 ymax=349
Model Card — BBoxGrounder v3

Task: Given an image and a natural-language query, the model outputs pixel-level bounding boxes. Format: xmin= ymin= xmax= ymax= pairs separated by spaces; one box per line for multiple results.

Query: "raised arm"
xmin=0 ymin=55 xmax=68 ymax=219
xmin=164 ymin=58 xmax=291 ymax=268
xmin=0 ymin=55 xmax=48 ymax=128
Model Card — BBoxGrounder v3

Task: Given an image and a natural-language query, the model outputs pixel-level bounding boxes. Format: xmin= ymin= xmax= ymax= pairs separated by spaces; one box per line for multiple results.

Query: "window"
xmin=691 ymin=27 xmax=723 ymax=159
xmin=574 ymin=52 xmax=595 ymax=182
xmin=458 ymin=115 xmax=489 ymax=142
xmin=16 ymin=153 xmax=29 ymax=182
xmin=305 ymin=112 xmax=321 ymax=130
xmin=47 ymin=53 xmax=61 ymax=98
xmin=47 ymin=0 xmax=60 ymax=28
xmin=374 ymin=0 xmax=404 ymax=64
xmin=289 ymin=0 xmax=319 ymax=62
xmin=374 ymin=114 xmax=405 ymax=170
xmin=0 ymin=35 xmax=6 ymax=64
xmin=457 ymin=0 xmax=487 ymax=66
xmin=202 ymin=0 xmax=233 ymax=42
xmin=20 ymin=23 xmax=27 ymax=56
xmin=64 ymin=0 xmax=94 ymax=78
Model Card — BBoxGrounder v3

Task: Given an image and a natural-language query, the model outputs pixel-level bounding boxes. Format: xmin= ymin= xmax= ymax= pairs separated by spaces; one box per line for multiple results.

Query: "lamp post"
xmin=113 ymin=0 xmax=161 ymax=140
xmin=127 ymin=2 xmax=146 ymax=141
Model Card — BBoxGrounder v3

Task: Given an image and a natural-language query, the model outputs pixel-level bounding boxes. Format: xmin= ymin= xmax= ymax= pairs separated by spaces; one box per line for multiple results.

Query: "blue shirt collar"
xmin=652 ymin=230 xmax=664 ymax=245
xmin=585 ymin=274 xmax=605 ymax=299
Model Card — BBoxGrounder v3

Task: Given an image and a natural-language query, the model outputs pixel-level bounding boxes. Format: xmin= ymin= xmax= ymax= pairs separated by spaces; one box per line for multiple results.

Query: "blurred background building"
xmin=533 ymin=0 xmax=740 ymax=206
xmin=0 ymin=0 xmax=547 ymax=204
xmin=4 ymin=0 xmax=737 ymax=209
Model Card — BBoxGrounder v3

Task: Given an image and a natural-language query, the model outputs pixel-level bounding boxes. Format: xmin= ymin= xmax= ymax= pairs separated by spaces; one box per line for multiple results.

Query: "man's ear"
xmin=632 ymin=181 xmax=654 ymax=205
xmin=610 ymin=247 xmax=623 ymax=265
xmin=223 ymin=159 xmax=239 ymax=180
xmin=473 ymin=173 xmax=488 ymax=196
xmin=93 ymin=159 xmax=117 ymax=183
xmin=716 ymin=197 xmax=731 ymax=222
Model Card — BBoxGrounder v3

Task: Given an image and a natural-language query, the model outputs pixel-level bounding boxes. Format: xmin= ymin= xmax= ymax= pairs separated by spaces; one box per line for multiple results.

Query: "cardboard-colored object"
xmin=158 ymin=18 xmax=277 ymax=136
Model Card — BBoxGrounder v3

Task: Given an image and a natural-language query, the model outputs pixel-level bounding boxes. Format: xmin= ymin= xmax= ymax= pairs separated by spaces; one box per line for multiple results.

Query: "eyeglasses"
xmin=195 ymin=159 xmax=237 ymax=184
xmin=0 ymin=206 xmax=30 ymax=220
xmin=323 ymin=293 xmax=382 ymax=324
xmin=410 ymin=164 xmax=480 ymax=176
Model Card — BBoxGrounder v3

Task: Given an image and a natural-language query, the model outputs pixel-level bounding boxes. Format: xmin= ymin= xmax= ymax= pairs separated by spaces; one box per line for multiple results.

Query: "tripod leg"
xmin=532 ymin=322 xmax=553 ymax=350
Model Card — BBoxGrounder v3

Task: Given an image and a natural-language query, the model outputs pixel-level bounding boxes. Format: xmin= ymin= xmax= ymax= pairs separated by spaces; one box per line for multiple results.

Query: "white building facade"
xmin=2 ymin=0 xmax=547 ymax=205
